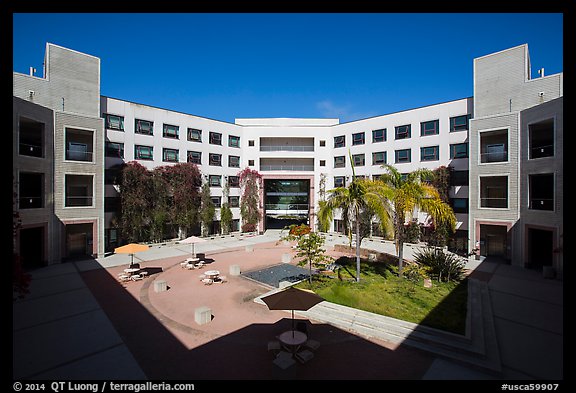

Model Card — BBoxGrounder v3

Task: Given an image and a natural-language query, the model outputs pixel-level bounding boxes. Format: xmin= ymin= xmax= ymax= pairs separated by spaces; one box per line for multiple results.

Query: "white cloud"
xmin=316 ymin=100 xmax=376 ymax=122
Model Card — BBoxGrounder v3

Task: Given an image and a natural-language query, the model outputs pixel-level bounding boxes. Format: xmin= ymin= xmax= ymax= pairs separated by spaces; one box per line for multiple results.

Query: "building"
xmin=13 ymin=43 xmax=562 ymax=278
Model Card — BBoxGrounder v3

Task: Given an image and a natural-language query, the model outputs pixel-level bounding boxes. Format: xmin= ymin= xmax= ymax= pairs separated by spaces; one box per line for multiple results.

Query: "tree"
xmin=200 ymin=182 xmax=215 ymax=236
xmin=318 ymin=153 xmax=392 ymax=282
xmin=149 ymin=168 xmax=170 ymax=242
xmin=377 ymin=164 xmax=456 ymax=276
xmin=119 ymin=162 xmax=153 ymax=242
xmin=238 ymin=167 xmax=262 ymax=233
xmin=281 ymin=224 xmax=333 ymax=285
xmin=220 ymin=180 xmax=232 ymax=235
xmin=163 ymin=163 xmax=202 ymax=238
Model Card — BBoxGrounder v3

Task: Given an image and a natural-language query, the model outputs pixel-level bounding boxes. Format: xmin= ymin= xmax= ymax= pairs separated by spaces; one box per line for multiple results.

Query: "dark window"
xmin=395 ymin=124 xmax=411 ymax=140
xmin=19 ymin=117 xmax=44 ymax=158
xmin=420 ymin=146 xmax=439 ymax=161
xmin=248 ymin=159 xmax=254 ymax=166
xmin=352 ymin=154 xmax=365 ymax=167
xmin=228 ymin=176 xmax=240 ymax=188
xmin=334 ymin=156 xmax=345 ymax=168
xmin=320 ymin=160 xmax=326 ymax=167
xmin=105 ymin=142 xmax=124 ymax=158
xmin=372 ymin=174 xmax=382 ymax=181
xmin=209 ymin=132 xmax=222 ymax=145
xmin=529 ymin=119 xmax=554 ymax=159
xmin=105 ymin=114 xmax=124 ymax=131
xmin=65 ymin=128 xmax=94 ymax=162
xmin=248 ymin=140 xmax=255 ymax=147
xmin=229 ymin=135 xmax=240 ymax=148
xmin=480 ymin=129 xmax=508 ymax=163
xmin=187 ymin=128 xmax=202 ymax=142
xmin=163 ymin=124 xmax=179 ymax=139
xmin=450 ymin=170 xmax=469 ymax=186
xmin=334 ymin=135 xmax=345 ymax=148
xmin=450 ymin=115 xmax=470 ymax=132
xmin=209 ymin=153 xmax=222 ymax=166
xmin=372 ymin=129 xmax=386 ymax=143
xmin=352 ymin=132 xmax=365 ymax=145
xmin=334 ymin=219 xmax=345 ymax=234
xmin=163 ymin=148 xmax=179 ymax=162
xmin=209 ymin=175 xmax=221 ymax=187
xmin=105 ymin=197 xmax=120 ymax=213
xmin=529 ymin=174 xmax=554 ymax=211
xmin=210 ymin=196 xmax=221 ymax=207
xmin=450 ymin=143 xmax=468 ymax=159
xmin=319 ymin=140 xmax=326 ymax=147
xmin=104 ymin=167 xmax=121 ymax=185
xmin=395 ymin=149 xmax=411 ymax=163
xmin=372 ymin=151 xmax=386 ymax=165
xmin=480 ymin=176 xmax=508 ymax=208
xmin=229 ymin=155 xmax=240 ymax=168
xmin=19 ymin=172 xmax=44 ymax=209
xmin=229 ymin=196 xmax=240 ymax=207
xmin=65 ymin=174 xmax=93 ymax=207
xmin=187 ymin=151 xmax=201 ymax=164
xmin=135 ymin=119 xmax=153 ymax=135
xmin=334 ymin=176 xmax=345 ymax=188
xmin=451 ymin=198 xmax=469 ymax=213
xmin=421 ymin=120 xmax=439 ymax=136
xmin=134 ymin=145 xmax=153 ymax=160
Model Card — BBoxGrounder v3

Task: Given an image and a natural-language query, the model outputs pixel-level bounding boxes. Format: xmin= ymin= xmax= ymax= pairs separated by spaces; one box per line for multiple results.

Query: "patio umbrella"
xmin=179 ymin=235 xmax=206 ymax=258
xmin=114 ymin=243 xmax=150 ymax=268
xmin=261 ymin=286 xmax=324 ymax=337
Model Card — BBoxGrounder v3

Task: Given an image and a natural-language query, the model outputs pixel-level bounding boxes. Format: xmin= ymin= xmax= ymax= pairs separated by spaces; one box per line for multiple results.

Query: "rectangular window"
xmin=18 ymin=172 xmax=44 ymax=209
xmin=187 ymin=128 xmax=202 ymax=142
xmin=450 ymin=115 xmax=470 ymax=132
xmin=65 ymin=174 xmax=93 ymax=207
xmin=105 ymin=142 xmax=124 ymax=158
xmin=529 ymin=119 xmax=554 ymax=159
xmin=163 ymin=148 xmax=179 ymax=162
xmin=229 ymin=135 xmax=240 ymax=148
xmin=421 ymin=120 xmax=439 ymax=136
xmin=248 ymin=140 xmax=255 ymax=147
xmin=228 ymin=155 xmax=240 ymax=168
xmin=395 ymin=124 xmax=411 ymax=140
xmin=105 ymin=114 xmax=124 ymax=131
xmin=65 ymin=128 xmax=94 ymax=162
xmin=134 ymin=145 xmax=153 ymax=160
xmin=352 ymin=132 xmax=365 ymax=145
xmin=248 ymin=159 xmax=254 ymax=166
xmin=229 ymin=196 xmax=240 ymax=207
xmin=372 ymin=151 xmax=386 ymax=165
xmin=450 ymin=143 xmax=468 ymax=159
xmin=19 ymin=117 xmax=44 ymax=158
xmin=228 ymin=176 xmax=240 ymax=188
xmin=163 ymin=124 xmax=179 ymax=139
xmin=352 ymin=154 xmax=365 ymax=167
xmin=451 ymin=198 xmax=469 ymax=214
xmin=334 ymin=135 xmax=345 ymax=148
xmin=209 ymin=153 xmax=222 ymax=166
xmin=135 ymin=119 xmax=153 ymax=135
xmin=334 ymin=219 xmax=345 ymax=234
xmin=334 ymin=156 xmax=345 ymax=168
xmin=320 ymin=160 xmax=326 ymax=167
xmin=395 ymin=149 xmax=411 ymax=163
xmin=480 ymin=176 xmax=508 ymax=208
xmin=209 ymin=175 xmax=221 ymax=187
xmin=334 ymin=176 xmax=345 ymax=188
xmin=319 ymin=140 xmax=326 ymax=147
xmin=529 ymin=174 xmax=554 ymax=211
xmin=420 ymin=146 xmax=439 ymax=161
xmin=372 ymin=129 xmax=386 ymax=143
xmin=187 ymin=151 xmax=201 ymax=164
xmin=211 ymin=196 xmax=221 ymax=207
xmin=480 ymin=129 xmax=508 ymax=163
xmin=451 ymin=170 xmax=469 ymax=186
xmin=209 ymin=132 xmax=222 ymax=145
xmin=372 ymin=174 xmax=382 ymax=181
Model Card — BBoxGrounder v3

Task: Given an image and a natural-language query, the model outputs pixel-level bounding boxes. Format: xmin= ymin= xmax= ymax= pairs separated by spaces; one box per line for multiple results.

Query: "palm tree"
xmin=376 ymin=164 xmax=456 ymax=276
xmin=318 ymin=153 xmax=392 ymax=282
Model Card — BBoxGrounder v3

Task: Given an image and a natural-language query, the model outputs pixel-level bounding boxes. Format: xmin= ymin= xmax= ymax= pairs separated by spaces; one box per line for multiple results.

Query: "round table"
xmin=278 ymin=330 xmax=307 ymax=347
xmin=186 ymin=257 xmax=200 ymax=263
xmin=124 ymin=268 xmax=140 ymax=276
xmin=204 ymin=270 xmax=220 ymax=279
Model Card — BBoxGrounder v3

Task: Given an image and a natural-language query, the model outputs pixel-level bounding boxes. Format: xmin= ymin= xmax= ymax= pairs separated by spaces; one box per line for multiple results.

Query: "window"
xmin=134 ymin=145 xmax=153 ymax=160
xmin=395 ymin=149 xmax=411 ymax=163
xmin=19 ymin=117 xmax=44 ymax=158
xmin=320 ymin=160 xmax=326 ymax=167
xmin=209 ymin=132 xmax=222 ymax=145
xmin=65 ymin=174 xmax=93 ymax=207
xmin=372 ymin=151 xmax=386 ymax=165
xmin=480 ymin=129 xmax=508 ymax=163
xmin=228 ymin=155 xmax=240 ymax=168
xmin=334 ymin=219 xmax=345 ymax=234
xmin=334 ymin=176 xmax=345 ymax=188
xmin=187 ymin=128 xmax=202 ymax=142
xmin=352 ymin=132 xmax=365 ymax=145
xmin=229 ymin=135 xmax=240 ymax=148
xmin=248 ymin=140 xmax=255 ymax=147
xmin=231 ymin=219 xmax=240 ymax=232
xmin=451 ymin=198 xmax=469 ymax=214
xmin=105 ymin=142 xmax=124 ymax=158
xmin=421 ymin=120 xmax=439 ymax=136
xmin=352 ymin=154 xmax=365 ymax=167
xmin=480 ymin=176 xmax=508 ymax=208
xmin=163 ymin=124 xmax=179 ymax=139
xmin=451 ymin=170 xmax=469 ymax=186
xmin=334 ymin=156 xmax=345 ymax=168
xmin=209 ymin=175 xmax=221 ymax=187
xmin=65 ymin=128 xmax=93 ymax=162
xmin=209 ymin=153 xmax=222 ymax=166
xmin=163 ymin=148 xmax=179 ymax=162
xmin=135 ymin=119 xmax=153 ymax=135
xmin=354 ymin=175 xmax=366 ymax=180
xmin=105 ymin=114 xmax=124 ymax=131
xmin=319 ymin=140 xmax=326 ymax=147
xmin=104 ymin=167 xmax=121 ymax=185
xmin=229 ymin=196 xmax=240 ymax=207
xmin=450 ymin=143 xmax=468 ymax=159
xmin=372 ymin=174 xmax=382 ymax=181
xmin=450 ymin=115 xmax=470 ymax=132
xmin=529 ymin=119 xmax=554 ymax=159
xmin=210 ymin=196 xmax=221 ymax=207
xmin=529 ymin=174 xmax=554 ymax=211
xmin=248 ymin=159 xmax=254 ymax=166
xmin=187 ymin=151 xmax=201 ymax=164
xmin=372 ymin=129 xmax=386 ymax=143
xmin=395 ymin=124 xmax=411 ymax=140
xmin=228 ymin=176 xmax=240 ymax=188
xmin=105 ymin=197 xmax=120 ymax=213
xmin=19 ymin=172 xmax=44 ymax=209
xmin=420 ymin=146 xmax=439 ymax=161
xmin=334 ymin=135 xmax=345 ymax=148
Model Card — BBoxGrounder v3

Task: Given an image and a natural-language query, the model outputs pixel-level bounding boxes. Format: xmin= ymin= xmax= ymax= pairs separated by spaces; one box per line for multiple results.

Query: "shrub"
xmin=414 ymin=246 xmax=465 ymax=282
xmin=241 ymin=223 xmax=257 ymax=233
xmin=403 ymin=263 xmax=430 ymax=282
xmin=288 ymin=224 xmax=311 ymax=237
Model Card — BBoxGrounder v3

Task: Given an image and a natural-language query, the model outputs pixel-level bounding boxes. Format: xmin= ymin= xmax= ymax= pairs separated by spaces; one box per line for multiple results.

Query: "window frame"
xmin=334 ymin=176 xmax=345 ymax=188
xmin=187 ymin=128 xmax=202 ymax=143
xmin=420 ymin=120 xmax=439 ymax=136
xmin=209 ymin=132 xmax=222 ymax=145
xmin=420 ymin=145 xmax=439 ymax=161
xmin=395 ymin=148 xmax=411 ymax=163
xmin=135 ymin=119 xmax=154 ymax=135
xmin=228 ymin=135 xmax=240 ymax=148
xmin=334 ymin=155 xmax=345 ymax=168
xmin=450 ymin=143 xmax=469 ymax=159
xmin=105 ymin=114 xmax=124 ymax=131
xmin=209 ymin=175 xmax=222 ymax=187
xmin=162 ymin=123 xmax=179 ymax=139
xmin=187 ymin=150 xmax=202 ymax=164
xmin=352 ymin=132 xmax=365 ymax=146
xmin=372 ymin=129 xmax=386 ymax=143
xmin=450 ymin=114 xmax=470 ymax=132
xmin=372 ymin=151 xmax=386 ymax=165
xmin=162 ymin=148 xmax=179 ymax=162
xmin=352 ymin=153 xmax=365 ymax=167
xmin=334 ymin=135 xmax=345 ymax=148
xmin=105 ymin=141 xmax=124 ymax=158
xmin=209 ymin=153 xmax=222 ymax=166
xmin=228 ymin=155 xmax=240 ymax=168
xmin=134 ymin=145 xmax=153 ymax=160
xmin=395 ymin=124 xmax=411 ymax=140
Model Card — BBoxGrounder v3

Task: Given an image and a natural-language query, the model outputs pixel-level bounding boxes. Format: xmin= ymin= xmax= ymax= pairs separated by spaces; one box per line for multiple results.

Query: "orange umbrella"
xmin=114 ymin=243 xmax=150 ymax=267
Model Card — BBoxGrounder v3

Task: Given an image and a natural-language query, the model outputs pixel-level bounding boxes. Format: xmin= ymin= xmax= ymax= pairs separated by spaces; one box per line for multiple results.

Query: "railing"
xmin=65 ymin=196 xmax=93 ymax=207
xmin=480 ymin=151 xmax=508 ymax=163
xmin=260 ymin=145 xmax=314 ymax=152
xmin=19 ymin=196 xmax=43 ymax=209
xmin=260 ymin=165 xmax=314 ymax=171
xmin=265 ymin=203 xmax=309 ymax=211
xmin=66 ymin=150 xmax=94 ymax=162
xmin=530 ymin=144 xmax=554 ymax=159
xmin=19 ymin=143 xmax=43 ymax=158
xmin=529 ymin=198 xmax=554 ymax=211
xmin=480 ymin=198 xmax=508 ymax=208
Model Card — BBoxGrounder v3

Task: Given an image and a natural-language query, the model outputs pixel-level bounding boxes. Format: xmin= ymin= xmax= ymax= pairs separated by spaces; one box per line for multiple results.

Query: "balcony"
xmin=65 ymin=128 xmax=94 ymax=162
xmin=529 ymin=119 xmax=554 ymax=159
xmin=265 ymin=203 xmax=309 ymax=213
xmin=259 ymin=137 xmax=314 ymax=152
xmin=65 ymin=174 xmax=94 ymax=207
xmin=19 ymin=172 xmax=44 ymax=209
xmin=19 ymin=117 xmax=44 ymax=158
xmin=260 ymin=145 xmax=314 ymax=152
xmin=480 ymin=129 xmax=508 ymax=163
xmin=480 ymin=176 xmax=508 ymax=209
xmin=260 ymin=158 xmax=314 ymax=172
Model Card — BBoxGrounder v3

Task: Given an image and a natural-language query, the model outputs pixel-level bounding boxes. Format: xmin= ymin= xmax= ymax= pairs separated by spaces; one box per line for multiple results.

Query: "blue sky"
xmin=13 ymin=13 xmax=563 ymax=124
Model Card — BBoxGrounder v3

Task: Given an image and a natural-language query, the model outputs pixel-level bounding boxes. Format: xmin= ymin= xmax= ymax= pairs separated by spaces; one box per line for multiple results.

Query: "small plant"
xmin=414 ymin=246 xmax=465 ymax=282
xmin=403 ymin=262 xmax=430 ymax=283
xmin=241 ymin=223 xmax=257 ymax=233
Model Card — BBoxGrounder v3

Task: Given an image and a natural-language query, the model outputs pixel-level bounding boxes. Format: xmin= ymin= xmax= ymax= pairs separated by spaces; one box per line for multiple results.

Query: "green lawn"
xmin=296 ymin=257 xmax=468 ymax=335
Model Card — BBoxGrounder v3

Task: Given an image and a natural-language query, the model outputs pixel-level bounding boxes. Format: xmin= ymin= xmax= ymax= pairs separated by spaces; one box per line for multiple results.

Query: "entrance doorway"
xmin=19 ymin=226 xmax=45 ymax=269
xmin=65 ymin=223 xmax=93 ymax=260
xmin=527 ymin=228 xmax=553 ymax=269
xmin=479 ymin=224 xmax=508 ymax=262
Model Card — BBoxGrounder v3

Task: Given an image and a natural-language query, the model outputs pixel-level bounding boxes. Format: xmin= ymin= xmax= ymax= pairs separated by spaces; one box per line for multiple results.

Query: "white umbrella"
xmin=179 ymin=235 xmax=206 ymax=258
